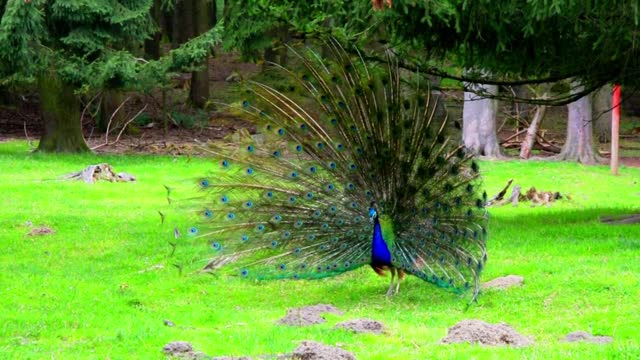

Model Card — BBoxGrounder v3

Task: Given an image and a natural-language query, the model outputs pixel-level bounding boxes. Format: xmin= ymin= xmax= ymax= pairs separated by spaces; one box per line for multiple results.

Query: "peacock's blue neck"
xmin=371 ymin=218 xmax=392 ymax=265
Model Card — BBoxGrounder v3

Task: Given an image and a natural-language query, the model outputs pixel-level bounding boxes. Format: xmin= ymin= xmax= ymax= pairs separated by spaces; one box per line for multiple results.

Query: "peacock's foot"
xmin=386 ymin=287 xmax=394 ymax=297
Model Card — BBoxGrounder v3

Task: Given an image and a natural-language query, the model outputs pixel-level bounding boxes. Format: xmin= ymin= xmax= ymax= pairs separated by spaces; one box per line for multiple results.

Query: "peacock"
xmin=168 ymin=39 xmax=488 ymax=299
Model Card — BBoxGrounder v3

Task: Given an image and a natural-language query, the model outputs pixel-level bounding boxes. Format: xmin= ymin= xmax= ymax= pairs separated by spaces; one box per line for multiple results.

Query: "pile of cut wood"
xmin=486 ymin=179 xmax=567 ymax=207
xmin=63 ymin=163 xmax=136 ymax=184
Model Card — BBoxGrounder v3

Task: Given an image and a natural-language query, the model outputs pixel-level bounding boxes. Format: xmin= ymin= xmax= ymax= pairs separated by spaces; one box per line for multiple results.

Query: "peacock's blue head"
xmin=368 ymin=201 xmax=378 ymax=222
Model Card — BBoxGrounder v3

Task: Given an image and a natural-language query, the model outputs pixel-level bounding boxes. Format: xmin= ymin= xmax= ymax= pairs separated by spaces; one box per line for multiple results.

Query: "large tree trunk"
xmin=189 ymin=0 xmax=212 ymax=108
xmin=593 ymin=84 xmax=612 ymax=143
xmin=36 ymin=72 xmax=90 ymax=153
xmin=551 ymin=84 xmax=601 ymax=164
xmin=462 ymin=83 xmax=502 ymax=157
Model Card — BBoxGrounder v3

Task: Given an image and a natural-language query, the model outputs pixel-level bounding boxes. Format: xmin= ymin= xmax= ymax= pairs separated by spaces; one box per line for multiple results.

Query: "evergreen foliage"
xmin=223 ymin=0 xmax=375 ymax=60
xmin=382 ymin=0 xmax=640 ymax=91
xmin=0 ymin=0 xmax=222 ymax=91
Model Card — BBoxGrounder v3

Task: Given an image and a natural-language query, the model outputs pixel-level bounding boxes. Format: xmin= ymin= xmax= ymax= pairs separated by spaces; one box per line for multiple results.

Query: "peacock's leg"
xmin=395 ymin=274 xmax=401 ymax=295
xmin=386 ymin=267 xmax=396 ymax=297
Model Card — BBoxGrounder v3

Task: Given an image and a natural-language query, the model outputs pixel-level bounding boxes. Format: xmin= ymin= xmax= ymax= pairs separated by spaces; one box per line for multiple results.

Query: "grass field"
xmin=1 ymin=140 xmax=639 ymax=359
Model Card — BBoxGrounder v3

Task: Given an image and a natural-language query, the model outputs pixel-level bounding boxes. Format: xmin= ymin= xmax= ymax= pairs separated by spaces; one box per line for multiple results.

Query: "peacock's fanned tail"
xmin=169 ymin=39 xmax=488 ymax=298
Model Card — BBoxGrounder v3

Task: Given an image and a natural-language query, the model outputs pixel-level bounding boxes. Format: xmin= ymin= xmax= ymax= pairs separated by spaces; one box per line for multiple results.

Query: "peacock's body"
xmin=169 ymin=40 xmax=488 ymax=299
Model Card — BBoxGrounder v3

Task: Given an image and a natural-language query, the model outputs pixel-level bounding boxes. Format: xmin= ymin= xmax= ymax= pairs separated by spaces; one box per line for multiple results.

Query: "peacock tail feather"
xmin=168 ymin=38 xmax=488 ymax=298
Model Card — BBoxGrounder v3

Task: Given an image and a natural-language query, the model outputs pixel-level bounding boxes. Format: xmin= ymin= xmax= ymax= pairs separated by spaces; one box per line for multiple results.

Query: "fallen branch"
xmin=486 ymin=179 xmax=513 ymax=206
xmin=520 ymin=100 xmax=547 ymax=159
xmin=500 ymin=130 xmax=528 ymax=145
xmin=487 ymin=180 xmax=567 ymax=207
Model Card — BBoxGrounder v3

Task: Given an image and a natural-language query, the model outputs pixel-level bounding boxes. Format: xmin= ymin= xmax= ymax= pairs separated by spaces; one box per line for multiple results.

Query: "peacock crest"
xmin=168 ymin=39 xmax=488 ymax=299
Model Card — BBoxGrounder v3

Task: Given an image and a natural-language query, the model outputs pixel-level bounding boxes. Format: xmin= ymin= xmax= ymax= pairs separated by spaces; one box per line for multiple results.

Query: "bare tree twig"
xmin=23 ymin=121 xmax=35 ymax=150
xmin=112 ymin=105 xmax=147 ymax=144
xmin=91 ymin=103 xmax=146 ymax=150
xmin=146 ymin=93 xmax=179 ymax=127
xmin=80 ymin=91 xmax=102 ymax=125
xmin=81 ymin=91 xmax=103 ymax=141
xmin=103 ymin=96 xmax=132 ymax=143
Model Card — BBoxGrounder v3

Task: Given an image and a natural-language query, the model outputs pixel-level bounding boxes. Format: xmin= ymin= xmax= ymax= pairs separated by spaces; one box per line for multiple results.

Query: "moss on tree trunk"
xmin=36 ymin=72 xmax=90 ymax=153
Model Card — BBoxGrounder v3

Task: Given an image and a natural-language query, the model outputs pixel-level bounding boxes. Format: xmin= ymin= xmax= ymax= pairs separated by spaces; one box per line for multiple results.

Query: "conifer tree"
xmin=0 ymin=0 xmax=220 ymax=152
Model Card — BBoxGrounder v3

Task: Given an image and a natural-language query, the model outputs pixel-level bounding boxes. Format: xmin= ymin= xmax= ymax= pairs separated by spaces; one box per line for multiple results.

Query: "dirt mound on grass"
xmin=278 ymin=304 xmax=344 ymax=326
xmin=162 ymin=341 xmax=208 ymax=359
xmin=27 ymin=226 xmax=55 ymax=236
xmin=291 ymin=341 xmax=356 ymax=360
xmin=441 ymin=319 xmax=533 ymax=347
xmin=481 ymin=275 xmax=524 ymax=290
xmin=163 ymin=341 xmax=193 ymax=355
xmin=334 ymin=319 xmax=385 ymax=334
xmin=210 ymin=341 xmax=355 ymax=360
xmin=562 ymin=331 xmax=613 ymax=344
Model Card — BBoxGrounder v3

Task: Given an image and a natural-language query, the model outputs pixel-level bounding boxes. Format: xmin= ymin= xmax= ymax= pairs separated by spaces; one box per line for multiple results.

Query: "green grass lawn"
xmin=1 ymin=140 xmax=639 ymax=359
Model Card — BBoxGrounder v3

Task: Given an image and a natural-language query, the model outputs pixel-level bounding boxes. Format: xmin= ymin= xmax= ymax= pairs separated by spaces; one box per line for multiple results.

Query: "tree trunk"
xmin=278 ymin=27 xmax=290 ymax=67
xmin=262 ymin=26 xmax=288 ymax=71
xmin=551 ymin=84 xmax=601 ymax=164
xmin=511 ymin=85 xmax=530 ymax=124
xmin=144 ymin=0 xmax=163 ymax=60
xmin=170 ymin=1 xmax=181 ymax=48
xmin=189 ymin=0 xmax=212 ymax=108
xmin=172 ymin=0 xmax=194 ymax=47
xmin=180 ymin=0 xmax=194 ymax=41
xmin=593 ymin=84 xmax=612 ymax=143
xmin=263 ymin=46 xmax=277 ymax=72
xmin=0 ymin=86 xmax=12 ymax=105
xmin=36 ymin=72 xmax=90 ymax=153
xmin=462 ymin=82 xmax=502 ymax=157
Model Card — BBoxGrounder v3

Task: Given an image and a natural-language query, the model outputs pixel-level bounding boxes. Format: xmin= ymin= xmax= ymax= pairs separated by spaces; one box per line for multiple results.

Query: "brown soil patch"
xmin=82 ymin=111 xmax=254 ymax=155
xmin=620 ymin=157 xmax=640 ymax=167
xmin=291 ymin=341 xmax=356 ymax=360
xmin=278 ymin=304 xmax=344 ymax=326
xmin=562 ymin=331 xmax=612 ymax=344
xmin=441 ymin=319 xmax=533 ymax=347
xmin=334 ymin=319 xmax=385 ymax=334
xmin=481 ymin=275 xmax=524 ymax=290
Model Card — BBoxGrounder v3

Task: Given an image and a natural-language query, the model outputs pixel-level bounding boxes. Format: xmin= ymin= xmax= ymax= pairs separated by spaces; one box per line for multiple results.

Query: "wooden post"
xmin=611 ymin=84 xmax=621 ymax=175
